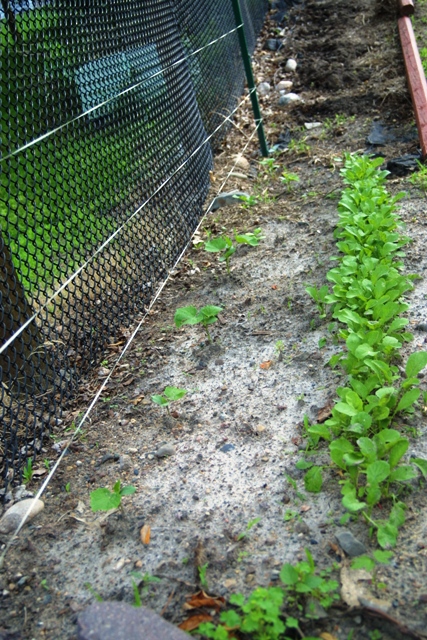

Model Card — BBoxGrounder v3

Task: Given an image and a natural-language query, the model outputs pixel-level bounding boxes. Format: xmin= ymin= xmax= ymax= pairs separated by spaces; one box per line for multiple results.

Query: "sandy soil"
xmin=2 ymin=1 xmax=427 ymax=638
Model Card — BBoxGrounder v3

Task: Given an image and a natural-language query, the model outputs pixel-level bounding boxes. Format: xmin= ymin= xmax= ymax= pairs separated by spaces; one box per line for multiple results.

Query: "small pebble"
xmin=335 ymin=529 xmax=366 ymax=557
xmin=220 ymin=444 xmax=235 ymax=453
xmin=0 ymin=498 xmax=44 ymax=534
xmin=278 ymin=93 xmax=302 ymax=106
xmin=257 ymin=82 xmax=271 ymax=96
xmin=285 ymin=58 xmax=297 ymax=72
xmin=276 ymin=80 xmax=293 ymax=92
xmin=155 ymin=443 xmax=175 ymax=458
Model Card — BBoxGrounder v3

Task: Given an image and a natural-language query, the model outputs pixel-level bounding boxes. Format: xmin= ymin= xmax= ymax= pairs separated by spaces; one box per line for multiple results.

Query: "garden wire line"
xmin=0 ymin=118 xmax=262 ymax=566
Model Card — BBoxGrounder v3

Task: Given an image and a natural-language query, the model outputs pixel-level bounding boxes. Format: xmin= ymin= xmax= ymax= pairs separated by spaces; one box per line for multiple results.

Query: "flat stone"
xmin=275 ymin=80 xmax=293 ymax=92
xmin=0 ymin=498 xmax=44 ymax=534
xmin=233 ymin=154 xmax=250 ymax=170
xmin=155 ymin=443 xmax=175 ymax=458
xmin=278 ymin=93 xmax=302 ymax=106
xmin=211 ymin=191 xmax=249 ymax=211
xmin=77 ymin=602 xmax=189 ymax=640
xmin=335 ymin=529 xmax=367 ymax=557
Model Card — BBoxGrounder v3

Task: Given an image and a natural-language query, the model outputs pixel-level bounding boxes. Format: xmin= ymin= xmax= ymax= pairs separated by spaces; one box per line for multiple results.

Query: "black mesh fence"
xmin=0 ymin=0 xmax=268 ymax=489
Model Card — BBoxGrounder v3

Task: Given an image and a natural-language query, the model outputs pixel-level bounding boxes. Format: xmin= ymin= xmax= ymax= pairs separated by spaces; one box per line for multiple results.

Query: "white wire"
xmin=0 ymin=26 xmax=242 ymax=164
xmin=0 ymin=87 xmax=257 ymax=359
xmin=0 ymin=116 xmax=263 ymax=566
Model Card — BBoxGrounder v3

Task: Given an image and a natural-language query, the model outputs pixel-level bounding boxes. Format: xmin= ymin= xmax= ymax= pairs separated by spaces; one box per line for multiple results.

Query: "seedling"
xmin=90 ymin=480 xmax=136 ymax=514
xmin=198 ymin=562 xmax=209 ymax=588
xmin=151 ymin=386 xmax=187 ymax=414
xmin=22 ymin=458 xmax=33 ymax=485
xmin=43 ymin=459 xmax=50 ymax=470
xmin=84 ymin=583 xmax=103 ymax=602
xmin=237 ymin=517 xmax=261 ymax=541
xmin=65 ymin=482 xmax=71 ymax=493
xmin=204 ymin=229 xmax=264 ymax=274
xmin=351 ymin=549 xmax=393 ymax=591
xmin=237 ymin=193 xmax=258 ymax=208
xmin=174 ymin=305 xmax=223 ymax=344
xmin=408 ymin=160 xmax=427 ymax=193
xmin=280 ymin=170 xmax=299 ymax=192
xmin=130 ymin=572 xmax=161 ymax=603
xmin=259 ymin=157 xmax=280 ymax=177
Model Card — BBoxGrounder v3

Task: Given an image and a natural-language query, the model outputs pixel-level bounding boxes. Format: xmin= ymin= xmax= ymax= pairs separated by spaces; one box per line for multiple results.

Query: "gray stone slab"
xmin=77 ymin=602 xmax=189 ymax=640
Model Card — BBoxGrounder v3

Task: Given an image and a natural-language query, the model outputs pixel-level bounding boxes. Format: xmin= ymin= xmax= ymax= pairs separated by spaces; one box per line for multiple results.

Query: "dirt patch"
xmin=2 ymin=1 xmax=427 ymax=639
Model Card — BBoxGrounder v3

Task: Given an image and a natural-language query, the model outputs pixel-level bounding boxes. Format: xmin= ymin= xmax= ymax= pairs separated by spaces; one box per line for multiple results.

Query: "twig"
xmin=160 ymin=588 xmax=176 ymax=616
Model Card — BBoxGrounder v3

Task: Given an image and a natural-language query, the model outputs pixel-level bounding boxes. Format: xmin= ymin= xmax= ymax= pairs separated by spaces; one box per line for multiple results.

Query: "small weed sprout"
xmin=174 ymin=305 xmax=223 ymax=344
xmin=408 ymin=160 xmax=427 ymax=193
xmin=198 ymin=562 xmax=209 ymax=588
xmin=205 ymin=229 xmax=264 ymax=274
xmin=151 ymin=386 xmax=187 ymax=414
xmin=90 ymin=480 xmax=136 ymax=514
xmin=237 ymin=517 xmax=261 ymax=541
xmin=237 ymin=193 xmax=258 ymax=208
xmin=22 ymin=458 xmax=33 ymax=485
xmin=259 ymin=157 xmax=280 ymax=177
xmin=280 ymin=170 xmax=299 ymax=192
xmin=130 ymin=572 xmax=161 ymax=604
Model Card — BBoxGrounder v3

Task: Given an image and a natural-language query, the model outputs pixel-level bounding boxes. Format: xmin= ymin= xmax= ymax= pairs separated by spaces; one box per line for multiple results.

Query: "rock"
xmin=285 ymin=58 xmax=297 ymax=72
xmin=275 ymin=80 xmax=293 ymax=92
xmin=155 ymin=443 xmax=175 ymax=458
xmin=0 ymin=498 xmax=44 ymax=534
xmin=294 ymin=520 xmax=310 ymax=535
xmin=335 ymin=529 xmax=366 ymax=557
xmin=14 ymin=485 xmax=34 ymax=501
xmin=257 ymin=82 xmax=271 ymax=96
xmin=304 ymin=122 xmax=322 ymax=130
xmin=211 ymin=191 xmax=249 ymax=211
xmin=265 ymin=38 xmax=281 ymax=51
xmin=278 ymin=93 xmax=302 ymax=106
xmin=234 ymin=154 xmax=250 ymax=171
xmin=77 ymin=601 xmax=189 ymax=640
xmin=220 ymin=443 xmax=235 ymax=453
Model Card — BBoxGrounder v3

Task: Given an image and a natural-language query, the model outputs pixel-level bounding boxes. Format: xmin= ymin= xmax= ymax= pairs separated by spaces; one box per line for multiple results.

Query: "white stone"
xmin=234 ymin=154 xmax=250 ymax=171
xmin=285 ymin=58 xmax=297 ymax=72
xmin=278 ymin=93 xmax=302 ymax=106
xmin=0 ymin=498 xmax=44 ymax=534
xmin=257 ymin=82 xmax=271 ymax=96
xmin=275 ymin=80 xmax=293 ymax=92
xmin=304 ymin=122 xmax=322 ymax=130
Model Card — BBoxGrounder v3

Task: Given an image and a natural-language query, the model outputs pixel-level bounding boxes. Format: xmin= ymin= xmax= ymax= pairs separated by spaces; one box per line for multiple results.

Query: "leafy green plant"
xmin=237 ymin=517 xmax=261 ymax=541
xmin=289 ymin=138 xmax=310 ymax=156
xmin=237 ymin=194 xmax=258 ymax=208
xmin=90 ymin=480 xmax=136 ymax=514
xmin=22 ymin=458 xmax=33 ymax=485
xmin=280 ymin=170 xmax=300 ymax=192
xmin=151 ymin=386 xmax=187 ymax=413
xmin=204 ymin=229 xmax=264 ymax=274
xmin=302 ymin=153 xmax=427 ymax=547
xmin=174 ymin=305 xmax=223 ymax=344
xmin=130 ymin=572 xmax=161 ymax=604
xmin=65 ymin=482 xmax=71 ymax=493
xmin=351 ymin=549 xmax=393 ymax=590
xmin=259 ymin=157 xmax=280 ymax=177
xmin=408 ymin=160 xmax=427 ymax=193
xmin=198 ymin=549 xmax=338 ymax=639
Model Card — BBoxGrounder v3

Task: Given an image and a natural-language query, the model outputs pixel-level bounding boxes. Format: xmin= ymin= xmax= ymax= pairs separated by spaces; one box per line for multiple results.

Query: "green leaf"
xmin=307 ymin=424 xmax=332 ymax=441
xmin=204 ymin=237 xmax=228 ymax=252
xmin=199 ymin=305 xmax=223 ymax=319
xmin=334 ymin=402 xmax=358 ymax=417
xmin=174 ymin=306 xmax=199 ymax=327
xmin=388 ymin=439 xmax=408 ymax=469
xmin=356 ymin=437 xmax=377 ymax=462
xmin=355 ymin=343 xmax=377 ymax=359
xmin=280 ymin=564 xmax=299 ymax=585
xmin=342 ymin=490 xmax=366 ymax=512
xmin=304 ymin=466 xmax=323 ymax=493
xmin=389 ymin=466 xmax=417 ymax=483
xmin=295 ymin=459 xmax=313 ymax=470
xmin=90 ymin=488 xmax=121 ymax=512
xmin=285 ymin=617 xmax=299 ymax=629
xmin=351 ymin=555 xmax=375 ymax=571
xmin=120 ymin=485 xmax=137 ymax=496
xmin=330 ymin=438 xmax=354 ymax=470
xmin=113 ymin=480 xmax=121 ymax=494
xmin=373 ymin=550 xmax=393 ymax=564
xmin=163 ymin=386 xmax=187 ymax=401
xmin=396 ymin=388 xmax=420 ymax=412
xmin=377 ymin=522 xmax=398 ymax=549
xmin=151 ymin=394 xmax=168 ymax=406
xmin=412 ymin=457 xmax=427 ymax=479
xmin=367 ymin=460 xmax=390 ymax=485
xmin=405 ymin=351 xmax=427 ymax=379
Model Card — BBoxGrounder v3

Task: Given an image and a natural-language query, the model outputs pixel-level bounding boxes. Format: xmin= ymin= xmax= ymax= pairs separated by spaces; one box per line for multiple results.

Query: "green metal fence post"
xmin=230 ymin=0 xmax=269 ymax=157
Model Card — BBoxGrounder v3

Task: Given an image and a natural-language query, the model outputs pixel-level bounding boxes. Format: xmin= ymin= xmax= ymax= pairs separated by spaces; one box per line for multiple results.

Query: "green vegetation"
xmin=90 ymin=480 xmax=136 ymax=513
xmin=174 ymin=305 xmax=223 ymax=344
xmin=151 ymin=386 xmax=187 ymax=413
xmin=304 ymin=154 xmax=427 ymax=548
xmin=22 ymin=458 xmax=33 ymax=485
xmin=198 ymin=549 xmax=338 ymax=639
xmin=204 ymin=229 xmax=264 ymax=274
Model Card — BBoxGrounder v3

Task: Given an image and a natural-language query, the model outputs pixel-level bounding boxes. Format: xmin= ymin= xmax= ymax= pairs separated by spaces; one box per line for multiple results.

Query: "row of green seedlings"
xmin=304 ymin=153 xmax=427 ymax=549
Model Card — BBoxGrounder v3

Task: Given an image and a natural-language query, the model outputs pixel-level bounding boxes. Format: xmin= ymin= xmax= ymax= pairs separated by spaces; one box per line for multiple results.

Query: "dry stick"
xmin=160 ymin=588 xmax=176 ymax=616
xmin=0 ymin=118 xmax=262 ymax=568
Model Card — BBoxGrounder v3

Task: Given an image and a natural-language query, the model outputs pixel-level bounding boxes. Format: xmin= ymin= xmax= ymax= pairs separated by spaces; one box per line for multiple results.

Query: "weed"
xmin=237 ymin=517 xmax=261 ymax=541
xmin=204 ymin=228 xmax=264 ymax=274
xmin=283 ymin=509 xmax=298 ymax=522
xmin=151 ymin=386 xmax=187 ymax=414
xmin=280 ymin=170 xmax=300 ymax=192
xmin=65 ymin=482 xmax=71 ymax=493
xmin=90 ymin=480 xmax=136 ymax=514
xmin=198 ymin=562 xmax=209 ymax=588
xmin=43 ymin=459 xmax=50 ymax=471
xmin=237 ymin=194 xmax=258 ymax=208
xmin=259 ymin=157 xmax=280 ymax=177
xmin=289 ymin=138 xmax=310 ymax=156
xmin=22 ymin=459 xmax=33 ymax=485
xmin=408 ymin=160 xmax=427 ymax=193
xmin=130 ymin=572 xmax=161 ymax=602
xmin=174 ymin=305 xmax=223 ymax=344
xmin=84 ymin=583 xmax=103 ymax=602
